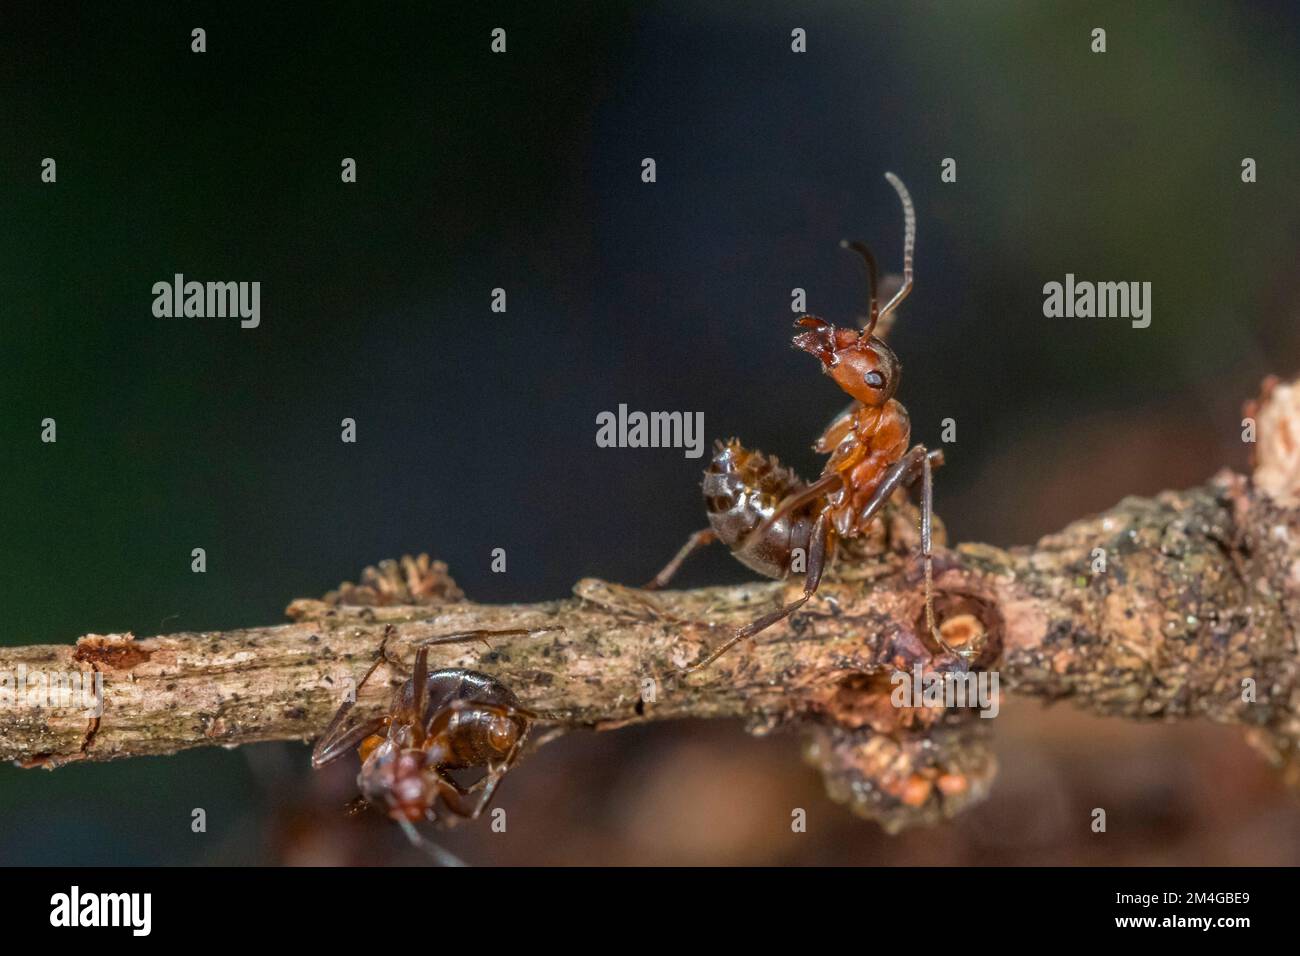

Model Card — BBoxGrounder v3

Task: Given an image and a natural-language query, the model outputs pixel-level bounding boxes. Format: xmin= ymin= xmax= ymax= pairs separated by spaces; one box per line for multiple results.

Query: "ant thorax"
xmin=819 ymin=399 xmax=912 ymax=536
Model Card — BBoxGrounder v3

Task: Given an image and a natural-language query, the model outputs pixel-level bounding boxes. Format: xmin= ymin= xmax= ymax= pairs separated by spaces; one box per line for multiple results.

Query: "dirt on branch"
xmin=2 ymin=380 xmax=1298 ymax=831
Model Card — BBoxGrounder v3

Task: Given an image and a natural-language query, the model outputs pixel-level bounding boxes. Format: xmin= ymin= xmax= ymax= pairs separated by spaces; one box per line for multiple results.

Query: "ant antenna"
xmin=878 ymin=172 xmax=914 ymax=320
xmin=839 ymin=239 xmax=879 ymax=335
xmin=397 ymin=817 xmax=467 ymax=867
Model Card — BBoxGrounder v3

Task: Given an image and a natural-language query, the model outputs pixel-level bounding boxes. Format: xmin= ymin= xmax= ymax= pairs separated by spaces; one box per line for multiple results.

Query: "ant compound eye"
xmin=864 ymin=370 xmax=885 ymax=389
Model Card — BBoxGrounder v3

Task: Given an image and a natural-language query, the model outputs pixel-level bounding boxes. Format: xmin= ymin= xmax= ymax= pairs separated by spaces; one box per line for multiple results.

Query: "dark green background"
xmin=2 ymin=2 xmax=1297 ymax=864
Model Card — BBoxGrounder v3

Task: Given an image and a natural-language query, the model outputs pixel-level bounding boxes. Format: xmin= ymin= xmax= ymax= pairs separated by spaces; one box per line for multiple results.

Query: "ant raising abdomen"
xmin=312 ymin=627 xmax=557 ymax=863
xmin=647 ymin=172 xmax=951 ymax=670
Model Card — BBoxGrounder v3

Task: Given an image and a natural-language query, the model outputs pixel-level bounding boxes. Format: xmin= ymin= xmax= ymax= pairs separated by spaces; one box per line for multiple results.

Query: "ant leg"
xmin=644 ymin=529 xmax=717 ymax=590
xmin=851 ymin=445 xmax=944 ymax=532
xmin=395 ymin=817 xmax=467 ymax=867
xmin=753 ymin=471 xmax=843 ymax=537
xmin=423 ymin=765 xmax=495 ymax=821
xmin=432 ymin=730 xmax=527 ymax=821
xmin=311 ymin=631 xmax=398 ymax=768
xmin=417 ymin=627 xmax=563 ymax=647
xmin=443 ymin=760 xmax=511 ymax=819
xmin=461 ymin=762 xmax=511 ymax=817
xmin=402 ymin=640 xmax=438 ymax=745
xmin=417 ymin=697 xmax=469 ymax=754
xmin=506 ymin=701 xmax=567 ymax=724
xmin=851 ymin=446 xmax=929 ymax=529
xmin=429 ymin=769 xmax=487 ymax=820
xmin=684 ymin=511 xmax=833 ymax=673
xmin=853 ymin=445 xmax=954 ymax=655
xmin=311 ymin=714 xmax=388 ymax=769
xmin=918 ymin=448 xmax=956 ymax=656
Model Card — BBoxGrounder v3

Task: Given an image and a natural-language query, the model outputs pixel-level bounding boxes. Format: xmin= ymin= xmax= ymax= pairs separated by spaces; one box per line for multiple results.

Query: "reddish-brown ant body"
xmin=312 ymin=627 xmax=555 ymax=861
xmin=648 ymin=173 xmax=950 ymax=669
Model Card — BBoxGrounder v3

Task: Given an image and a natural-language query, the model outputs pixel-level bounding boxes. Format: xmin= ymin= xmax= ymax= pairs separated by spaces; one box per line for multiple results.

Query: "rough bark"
xmin=3 ymin=380 xmax=1298 ymax=831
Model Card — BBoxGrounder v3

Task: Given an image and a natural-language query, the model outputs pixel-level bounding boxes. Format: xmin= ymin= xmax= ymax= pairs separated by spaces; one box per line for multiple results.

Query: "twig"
xmin=3 ymin=381 xmax=1299 ymax=831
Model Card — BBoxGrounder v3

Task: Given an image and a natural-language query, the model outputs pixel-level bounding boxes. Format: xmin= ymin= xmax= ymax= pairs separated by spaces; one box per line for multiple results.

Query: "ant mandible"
xmin=647 ymin=172 xmax=951 ymax=670
xmin=312 ymin=626 xmax=557 ymax=861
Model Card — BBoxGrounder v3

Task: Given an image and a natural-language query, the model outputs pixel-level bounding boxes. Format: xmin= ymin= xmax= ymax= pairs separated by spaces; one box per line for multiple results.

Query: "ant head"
xmin=791 ymin=172 xmax=916 ymax=408
xmin=793 ymin=317 xmax=900 ymax=406
xmin=360 ymin=741 xmax=431 ymax=822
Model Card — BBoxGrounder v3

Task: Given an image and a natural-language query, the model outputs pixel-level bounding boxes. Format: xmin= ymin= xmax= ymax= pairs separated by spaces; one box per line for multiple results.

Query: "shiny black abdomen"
xmin=398 ymin=668 xmax=523 ymax=768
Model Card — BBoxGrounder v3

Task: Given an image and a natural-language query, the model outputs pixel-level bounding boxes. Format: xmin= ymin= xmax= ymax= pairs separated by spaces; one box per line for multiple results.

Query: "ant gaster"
xmin=647 ymin=173 xmax=951 ymax=670
xmin=312 ymin=627 xmax=556 ymax=861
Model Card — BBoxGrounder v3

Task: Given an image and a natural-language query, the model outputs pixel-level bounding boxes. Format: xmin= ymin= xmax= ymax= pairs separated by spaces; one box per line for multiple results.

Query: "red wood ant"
xmin=647 ymin=172 xmax=951 ymax=670
xmin=312 ymin=627 xmax=556 ymax=863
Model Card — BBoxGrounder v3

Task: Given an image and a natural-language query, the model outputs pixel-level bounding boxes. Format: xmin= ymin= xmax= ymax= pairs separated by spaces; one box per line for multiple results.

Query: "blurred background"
xmin=1 ymin=1 xmax=1298 ymax=865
